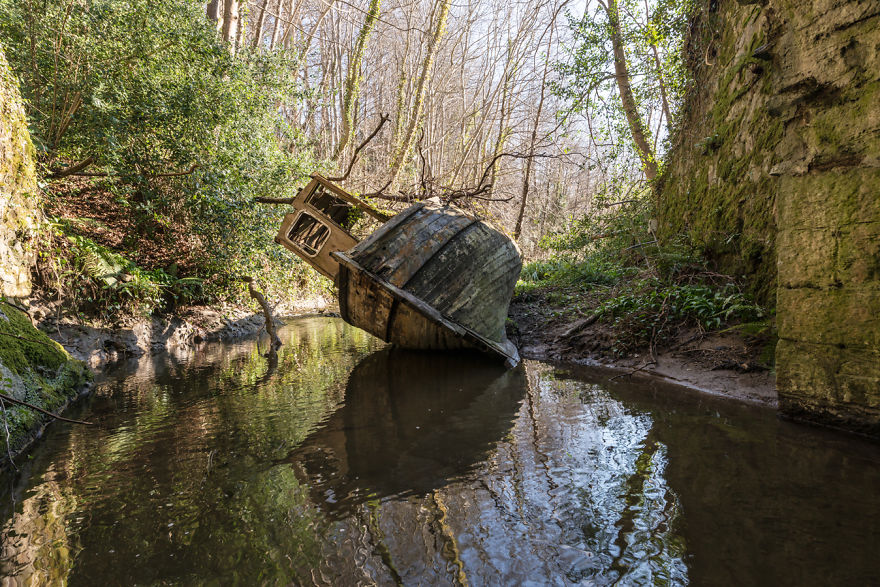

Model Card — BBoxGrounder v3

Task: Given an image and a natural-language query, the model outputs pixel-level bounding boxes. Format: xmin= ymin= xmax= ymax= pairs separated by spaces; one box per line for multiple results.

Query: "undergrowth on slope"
xmin=516 ymin=189 xmax=770 ymax=356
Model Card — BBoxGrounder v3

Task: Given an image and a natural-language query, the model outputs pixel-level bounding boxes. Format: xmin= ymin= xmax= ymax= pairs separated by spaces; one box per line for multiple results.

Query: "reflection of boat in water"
xmin=280 ymin=347 xmax=525 ymax=516
xmin=274 ymin=175 xmax=521 ymax=366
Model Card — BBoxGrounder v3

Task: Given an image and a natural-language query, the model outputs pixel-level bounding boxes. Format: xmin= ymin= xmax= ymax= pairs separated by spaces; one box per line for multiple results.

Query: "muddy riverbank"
xmin=0 ymin=297 xmax=333 ymax=467
xmin=508 ymin=294 xmax=777 ymax=407
xmin=30 ymin=296 xmax=333 ymax=371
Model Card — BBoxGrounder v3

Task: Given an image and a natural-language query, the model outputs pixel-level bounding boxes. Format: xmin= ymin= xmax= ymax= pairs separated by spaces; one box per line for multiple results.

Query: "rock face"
xmin=0 ymin=45 xmax=93 ymax=464
xmin=660 ymin=0 xmax=880 ymax=434
xmin=0 ymin=43 xmax=39 ymax=298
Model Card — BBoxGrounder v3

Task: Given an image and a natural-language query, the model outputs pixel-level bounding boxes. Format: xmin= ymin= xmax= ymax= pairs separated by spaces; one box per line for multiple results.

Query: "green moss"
xmin=0 ymin=304 xmax=68 ymax=376
xmin=0 ymin=300 xmax=91 ymax=461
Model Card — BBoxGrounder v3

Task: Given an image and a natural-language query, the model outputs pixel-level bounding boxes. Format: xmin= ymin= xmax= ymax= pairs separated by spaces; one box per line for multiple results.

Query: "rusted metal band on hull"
xmin=337 ymin=263 xmax=351 ymax=323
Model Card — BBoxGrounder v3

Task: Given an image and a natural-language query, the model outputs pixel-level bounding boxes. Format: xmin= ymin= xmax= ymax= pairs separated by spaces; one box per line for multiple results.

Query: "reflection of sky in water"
xmin=278 ymin=361 xmax=688 ymax=585
xmin=2 ymin=319 xmax=879 ymax=585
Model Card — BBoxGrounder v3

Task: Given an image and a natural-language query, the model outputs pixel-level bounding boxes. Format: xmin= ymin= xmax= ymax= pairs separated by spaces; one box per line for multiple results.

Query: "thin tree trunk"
xmin=251 ymin=0 xmax=269 ymax=49
xmin=269 ymin=0 xmax=285 ymax=50
xmin=387 ymin=0 xmax=451 ymax=194
xmin=207 ymin=0 xmax=222 ymax=29
xmin=281 ymin=0 xmax=305 ymax=50
xmin=603 ymin=0 xmax=657 ymax=179
xmin=650 ymin=44 xmax=672 ymax=126
xmin=235 ymin=5 xmax=246 ymax=51
xmin=643 ymin=0 xmax=672 ymax=127
xmin=335 ymin=0 xmax=381 ymax=159
xmin=298 ymin=0 xmax=334 ymax=57
xmin=514 ymin=7 xmax=560 ymax=240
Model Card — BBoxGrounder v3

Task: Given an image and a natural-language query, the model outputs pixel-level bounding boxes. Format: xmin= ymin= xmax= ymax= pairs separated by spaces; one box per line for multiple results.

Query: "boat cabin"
xmin=274 ymin=175 xmax=389 ymax=281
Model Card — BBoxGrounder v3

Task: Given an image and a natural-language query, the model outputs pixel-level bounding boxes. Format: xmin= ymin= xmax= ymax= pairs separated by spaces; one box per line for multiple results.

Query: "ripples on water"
xmin=1 ymin=317 xmax=879 ymax=585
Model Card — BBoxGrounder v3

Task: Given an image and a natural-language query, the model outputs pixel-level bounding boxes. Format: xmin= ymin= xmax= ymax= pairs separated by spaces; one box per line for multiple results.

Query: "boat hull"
xmin=335 ymin=252 xmax=520 ymax=367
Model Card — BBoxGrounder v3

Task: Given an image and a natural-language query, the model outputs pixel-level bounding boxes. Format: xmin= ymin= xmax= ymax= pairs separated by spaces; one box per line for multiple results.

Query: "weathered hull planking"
xmin=275 ymin=176 xmax=521 ymax=367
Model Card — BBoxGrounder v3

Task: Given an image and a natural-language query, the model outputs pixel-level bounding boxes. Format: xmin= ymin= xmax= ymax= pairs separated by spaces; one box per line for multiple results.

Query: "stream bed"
xmin=2 ymin=317 xmax=879 ymax=585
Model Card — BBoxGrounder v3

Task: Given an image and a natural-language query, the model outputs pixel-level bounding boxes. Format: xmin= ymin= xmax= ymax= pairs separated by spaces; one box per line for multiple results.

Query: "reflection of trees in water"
xmin=289 ymin=359 xmax=686 ymax=585
xmin=0 ymin=464 xmax=80 ymax=584
xmin=1 ymin=344 xmax=689 ymax=585
xmin=0 ymin=318 xmax=380 ymax=584
xmin=6 ymin=329 xmax=879 ymax=584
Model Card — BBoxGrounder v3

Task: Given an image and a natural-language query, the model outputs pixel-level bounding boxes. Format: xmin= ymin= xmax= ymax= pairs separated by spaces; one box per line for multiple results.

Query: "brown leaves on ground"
xmin=44 ymin=177 xmax=206 ymax=275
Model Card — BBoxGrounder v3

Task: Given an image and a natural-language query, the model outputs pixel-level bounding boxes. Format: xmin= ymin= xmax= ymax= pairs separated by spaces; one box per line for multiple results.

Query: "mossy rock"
xmin=0 ymin=300 xmax=92 ymax=462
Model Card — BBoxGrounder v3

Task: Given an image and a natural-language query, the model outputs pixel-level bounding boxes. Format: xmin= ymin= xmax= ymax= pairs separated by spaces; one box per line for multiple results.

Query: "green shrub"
xmin=600 ymin=281 xmax=765 ymax=354
xmin=1 ymin=0 xmax=323 ymax=309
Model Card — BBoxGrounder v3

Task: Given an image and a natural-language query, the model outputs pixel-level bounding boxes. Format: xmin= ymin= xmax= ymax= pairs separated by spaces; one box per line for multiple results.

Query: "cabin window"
xmin=287 ymin=212 xmax=331 ymax=256
xmin=306 ymin=185 xmax=360 ymax=230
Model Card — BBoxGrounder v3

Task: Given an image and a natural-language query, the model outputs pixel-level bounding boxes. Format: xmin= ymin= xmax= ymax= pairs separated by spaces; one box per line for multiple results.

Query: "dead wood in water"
xmin=0 ymin=393 xmax=93 ymax=425
xmin=241 ymin=276 xmax=282 ymax=353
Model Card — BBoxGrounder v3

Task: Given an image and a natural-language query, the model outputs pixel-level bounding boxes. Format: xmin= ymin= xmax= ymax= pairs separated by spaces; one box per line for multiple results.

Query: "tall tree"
xmin=514 ymin=3 xmax=563 ymax=240
xmin=335 ymin=0 xmax=382 ymax=160
xmin=222 ymin=0 xmax=240 ymax=53
xmin=387 ymin=0 xmax=451 ymax=194
xmin=251 ymin=0 xmax=270 ymax=49
xmin=600 ymin=0 xmax=657 ymax=179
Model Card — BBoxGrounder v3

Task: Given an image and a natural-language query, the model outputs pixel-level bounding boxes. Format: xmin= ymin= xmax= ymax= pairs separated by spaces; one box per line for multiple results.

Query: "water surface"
xmin=2 ymin=317 xmax=878 ymax=585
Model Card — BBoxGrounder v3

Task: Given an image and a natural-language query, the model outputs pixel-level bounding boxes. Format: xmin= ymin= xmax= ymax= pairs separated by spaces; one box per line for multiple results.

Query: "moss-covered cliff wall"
xmin=660 ymin=0 xmax=880 ymax=434
xmin=1 ymin=44 xmax=90 ymax=463
xmin=0 ymin=42 xmax=39 ymax=299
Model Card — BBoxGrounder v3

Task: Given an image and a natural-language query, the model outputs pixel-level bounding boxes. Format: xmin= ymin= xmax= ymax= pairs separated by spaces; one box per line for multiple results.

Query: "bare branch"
xmin=48 ymin=156 xmax=94 ymax=179
xmin=0 ymin=393 xmax=93 ymax=426
xmin=69 ymin=163 xmax=199 ymax=178
xmin=241 ymin=276 xmax=282 ymax=353
xmin=253 ymin=196 xmax=296 ymax=205
xmin=328 ymin=113 xmax=390 ymax=182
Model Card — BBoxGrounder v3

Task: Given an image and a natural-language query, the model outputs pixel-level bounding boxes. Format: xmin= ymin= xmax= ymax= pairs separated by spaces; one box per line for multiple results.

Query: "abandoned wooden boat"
xmin=275 ymin=175 xmax=521 ymax=367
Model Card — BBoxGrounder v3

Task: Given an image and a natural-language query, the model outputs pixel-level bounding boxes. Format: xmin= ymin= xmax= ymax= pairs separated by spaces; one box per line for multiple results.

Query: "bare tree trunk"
xmin=602 ymin=0 xmax=657 ymax=179
xmin=643 ymin=0 xmax=672 ymax=127
xmin=207 ymin=0 xmax=222 ymax=29
xmin=222 ymin=0 xmax=240 ymax=53
xmin=281 ymin=0 xmax=305 ymax=50
xmin=251 ymin=0 xmax=270 ymax=49
xmin=514 ymin=6 xmax=560 ymax=240
xmin=387 ymin=0 xmax=451 ymax=194
xmin=298 ymin=0 xmax=334 ymax=57
xmin=269 ymin=0 xmax=285 ymax=50
xmin=235 ymin=5 xmax=246 ymax=51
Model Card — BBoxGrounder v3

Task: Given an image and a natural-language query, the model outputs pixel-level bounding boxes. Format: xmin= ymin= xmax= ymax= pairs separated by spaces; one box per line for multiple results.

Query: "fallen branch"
xmin=0 ymin=331 xmax=62 ymax=350
xmin=0 ymin=393 xmax=93 ymax=425
xmin=241 ymin=276 xmax=282 ymax=352
xmin=609 ymin=361 xmax=657 ymax=381
xmin=253 ymin=195 xmax=296 ymax=205
xmin=48 ymin=156 xmax=95 ymax=179
xmin=71 ymin=163 xmax=199 ymax=178
xmin=622 ymin=239 xmax=657 ymax=251
xmin=0 ymin=300 xmax=35 ymax=326
xmin=561 ymin=312 xmax=600 ymax=338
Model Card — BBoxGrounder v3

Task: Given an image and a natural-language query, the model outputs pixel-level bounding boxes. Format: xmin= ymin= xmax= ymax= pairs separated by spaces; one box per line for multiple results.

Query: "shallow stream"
xmin=2 ymin=317 xmax=879 ymax=585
